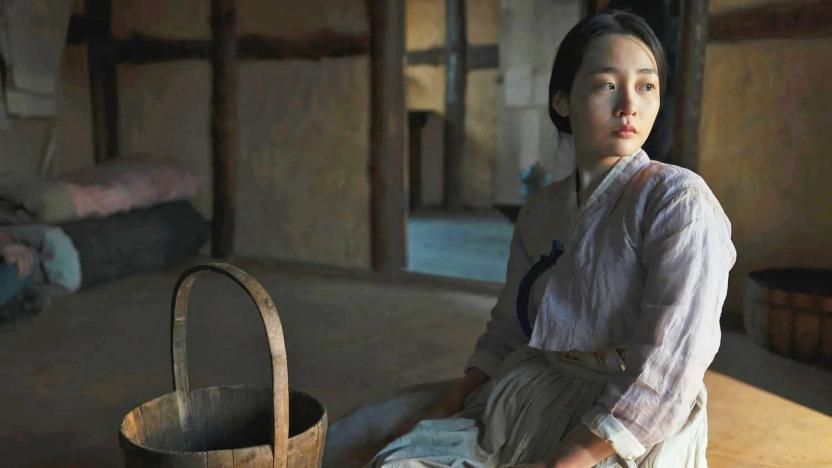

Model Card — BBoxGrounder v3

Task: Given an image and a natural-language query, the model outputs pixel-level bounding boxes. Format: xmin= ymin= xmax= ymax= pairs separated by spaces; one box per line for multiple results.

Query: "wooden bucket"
xmin=119 ymin=263 xmax=327 ymax=467
xmin=743 ymin=268 xmax=832 ymax=365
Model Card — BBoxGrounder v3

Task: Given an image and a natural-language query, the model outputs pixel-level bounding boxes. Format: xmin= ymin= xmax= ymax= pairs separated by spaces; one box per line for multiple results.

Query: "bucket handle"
xmin=170 ymin=263 xmax=289 ymax=468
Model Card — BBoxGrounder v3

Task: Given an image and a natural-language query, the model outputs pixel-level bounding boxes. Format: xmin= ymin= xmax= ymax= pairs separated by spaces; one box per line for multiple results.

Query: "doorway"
xmin=401 ymin=0 xmax=583 ymax=283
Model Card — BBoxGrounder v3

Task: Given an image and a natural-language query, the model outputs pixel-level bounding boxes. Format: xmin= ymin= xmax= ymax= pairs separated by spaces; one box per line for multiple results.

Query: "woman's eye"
xmin=602 ymin=82 xmax=615 ymax=90
xmin=641 ymin=83 xmax=656 ymax=91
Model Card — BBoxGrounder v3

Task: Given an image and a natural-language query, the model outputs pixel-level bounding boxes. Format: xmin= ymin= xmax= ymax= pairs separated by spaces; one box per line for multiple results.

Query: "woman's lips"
xmin=613 ymin=126 xmax=637 ymax=138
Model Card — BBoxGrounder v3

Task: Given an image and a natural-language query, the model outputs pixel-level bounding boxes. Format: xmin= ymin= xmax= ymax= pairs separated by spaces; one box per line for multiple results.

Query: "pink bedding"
xmin=60 ymin=157 xmax=197 ymax=221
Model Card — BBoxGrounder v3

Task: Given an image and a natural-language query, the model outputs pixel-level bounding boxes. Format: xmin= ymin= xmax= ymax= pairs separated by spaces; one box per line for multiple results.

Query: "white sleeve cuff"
xmin=581 ymin=405 xmax=647 ymax=461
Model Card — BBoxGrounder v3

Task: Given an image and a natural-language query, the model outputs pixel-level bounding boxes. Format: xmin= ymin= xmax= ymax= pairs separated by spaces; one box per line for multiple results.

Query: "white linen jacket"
xmin=466 ymin=149 xmax=736 ymax=458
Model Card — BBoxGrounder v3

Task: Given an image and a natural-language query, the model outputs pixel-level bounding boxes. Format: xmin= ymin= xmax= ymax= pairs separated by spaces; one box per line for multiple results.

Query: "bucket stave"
xmin=119 ymin=263 xmax=327 ymax=467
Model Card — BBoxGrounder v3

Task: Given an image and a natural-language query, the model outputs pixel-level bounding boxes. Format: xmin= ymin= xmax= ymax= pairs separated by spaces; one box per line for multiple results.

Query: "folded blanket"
xmin=0 ymin=156 xmax=198 ymax=224
xmin=59 ymin=200 xmax=208 ymax=289
xmin=61 ymin=156 xmax=197 ymax=220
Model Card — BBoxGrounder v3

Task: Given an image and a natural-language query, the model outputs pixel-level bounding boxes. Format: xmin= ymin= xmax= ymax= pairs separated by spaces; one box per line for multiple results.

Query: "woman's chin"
xmin=600 ymin=140 xmax=643 ymax=158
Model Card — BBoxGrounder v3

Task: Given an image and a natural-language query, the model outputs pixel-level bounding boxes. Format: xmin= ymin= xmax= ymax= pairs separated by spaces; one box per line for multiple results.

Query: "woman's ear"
xmin=551 ymin=90 xmax=570 ymax=118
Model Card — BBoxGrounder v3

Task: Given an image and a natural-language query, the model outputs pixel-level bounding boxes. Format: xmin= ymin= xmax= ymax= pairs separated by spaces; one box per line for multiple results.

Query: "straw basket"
xmin=119 ymin=263 xmax=327 ymax=467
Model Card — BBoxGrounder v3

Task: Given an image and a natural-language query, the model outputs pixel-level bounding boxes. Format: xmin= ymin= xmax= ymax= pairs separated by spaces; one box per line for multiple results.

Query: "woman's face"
xmin=554 ymin=33 xmax=661 ymax=160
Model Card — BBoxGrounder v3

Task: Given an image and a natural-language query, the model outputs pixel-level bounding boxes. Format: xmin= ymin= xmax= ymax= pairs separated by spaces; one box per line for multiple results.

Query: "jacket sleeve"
xmin=582 ymin=186 xmax=736 ymax=459
xmin=465 ymin=207 xmax=535 ymax=378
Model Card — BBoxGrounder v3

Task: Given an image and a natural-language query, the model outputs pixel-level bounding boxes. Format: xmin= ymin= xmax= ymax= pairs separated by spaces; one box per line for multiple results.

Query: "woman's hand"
xmin=2 ymin=242 xmax=34 ymax=277
xmin=542 ymin=425 xmax=616 ymax=468
xmin=509 ymin=425 xmax=617 ymax=468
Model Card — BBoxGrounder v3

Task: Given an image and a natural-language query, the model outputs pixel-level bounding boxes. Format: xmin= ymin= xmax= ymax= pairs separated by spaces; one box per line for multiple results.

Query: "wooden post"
xmin=673 ymin=0 xmax=709 ymax=171
xmin=586 ymin=0 xmax=597 ymax=16
xmin=586 ymin=0 xmax=612 ymax=15
xmin=443 ymin=0 xmax=467 ymax=210
xmin=86 ymin=0 xmax=118 ymax=164
xmin=369 ymin=0 xmax=407 ymax=272
xmin=409 ymin=112 xmax=429 ymax=209
xmin=210 ymin=0 xmax=238 ymax=258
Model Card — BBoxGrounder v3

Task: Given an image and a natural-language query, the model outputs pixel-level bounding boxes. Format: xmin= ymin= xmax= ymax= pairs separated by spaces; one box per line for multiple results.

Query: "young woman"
xmin=370 ymin=10 xmax=735 ymax=468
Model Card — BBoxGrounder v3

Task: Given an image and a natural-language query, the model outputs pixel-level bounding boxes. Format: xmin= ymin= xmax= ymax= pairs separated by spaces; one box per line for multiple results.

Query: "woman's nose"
xmin=615 ymin=91 xmax=637 ymax=117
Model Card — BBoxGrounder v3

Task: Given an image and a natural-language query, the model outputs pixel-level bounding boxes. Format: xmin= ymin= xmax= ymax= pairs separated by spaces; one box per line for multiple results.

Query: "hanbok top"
xmin=466 ymin=149 xmax=736 ymax=456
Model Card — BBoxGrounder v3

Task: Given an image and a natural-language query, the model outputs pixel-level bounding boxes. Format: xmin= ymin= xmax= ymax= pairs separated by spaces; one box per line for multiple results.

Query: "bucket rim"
xmin=747 ymin=268 xmax=832 ymax=297
xmin=119 ymin=384 xmax=327 ymax=456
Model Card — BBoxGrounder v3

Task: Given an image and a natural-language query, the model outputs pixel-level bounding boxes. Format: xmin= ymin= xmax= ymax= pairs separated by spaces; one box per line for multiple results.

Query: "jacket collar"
xmin=571 ymin=148 xmax=651 ymax=213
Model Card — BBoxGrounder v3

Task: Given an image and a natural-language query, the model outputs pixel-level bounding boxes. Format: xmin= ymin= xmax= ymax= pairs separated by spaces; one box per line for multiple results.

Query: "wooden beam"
xmin=70 ymin=15 xmax=369 ymax=62
xmin=443 ymin=0 xmax=467 ymax=210
xmin=238 ymin=32 xmax=369 ymax=60
xmin=408 ymin=112 xmax=429 ymax=209
xmin=466 ymin=44 xmax=498 ymax=70
xmin=85 ymin=0 xmax=119 ymax=164
xmin=210 ymin=0 xmax=238 ymax=259
xmin=406 ymin=47 xmax=444 ymax=66
xmin=369 ymin=0 xmax=408 ymax=272
xmin=67 ymin=14 xmax=104 ymax=45
xmin=709 ymin=1 xmax=832 ymax=42
xmin=406 ymin=44 xmax=498 ymax=70
xmin=672 ymin=0 xmax=709 ymax=172
xmin=114 ymin=32 xmax=369 ymax=64
xmin=116 ymin=35 xmax=208 ymax=63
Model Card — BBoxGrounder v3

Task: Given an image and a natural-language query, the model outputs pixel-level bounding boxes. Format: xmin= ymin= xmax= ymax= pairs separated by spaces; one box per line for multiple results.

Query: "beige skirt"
xmin=368 ymin=346 xmax=709 ymax=468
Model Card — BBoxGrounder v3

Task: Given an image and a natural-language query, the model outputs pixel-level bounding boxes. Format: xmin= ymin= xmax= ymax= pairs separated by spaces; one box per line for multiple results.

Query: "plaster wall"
xmin=0 ymin=120 xmax=52 ymax=178
xmin=709 ymin=0 xmax=792 ymax=13
xmin=235 ymin=58 xmax=370 ymax=268
xmin=698 ymin=4 xmax=832 ymax=316
xmin=465 ymin=69 xmax=498 ymax=206
xmin=117 ymin=61 xmax=213 ymax=217
xmin=495 ymin=0 xmax=583 ymax=204
xmin=407 ymin=0 xmax=445 ymax=51
xmin=115 ymin=0 xmax=372 ymax=267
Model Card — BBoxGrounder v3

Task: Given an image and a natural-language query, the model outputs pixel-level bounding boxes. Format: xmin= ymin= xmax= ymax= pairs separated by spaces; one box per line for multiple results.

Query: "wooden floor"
xmin=0 ymin=260 xmax=830 ymax=466
xmin=705 ymin=371 xmax=832 ymax=467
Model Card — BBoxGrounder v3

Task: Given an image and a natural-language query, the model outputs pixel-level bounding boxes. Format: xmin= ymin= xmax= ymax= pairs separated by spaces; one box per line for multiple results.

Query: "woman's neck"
xmin=575 ymin=153 xmax=622 ymax=206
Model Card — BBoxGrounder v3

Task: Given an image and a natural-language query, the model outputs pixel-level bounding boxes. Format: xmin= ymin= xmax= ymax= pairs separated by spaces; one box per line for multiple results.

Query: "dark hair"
xmin=548 ymin=11 xmax=668 ymax=134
